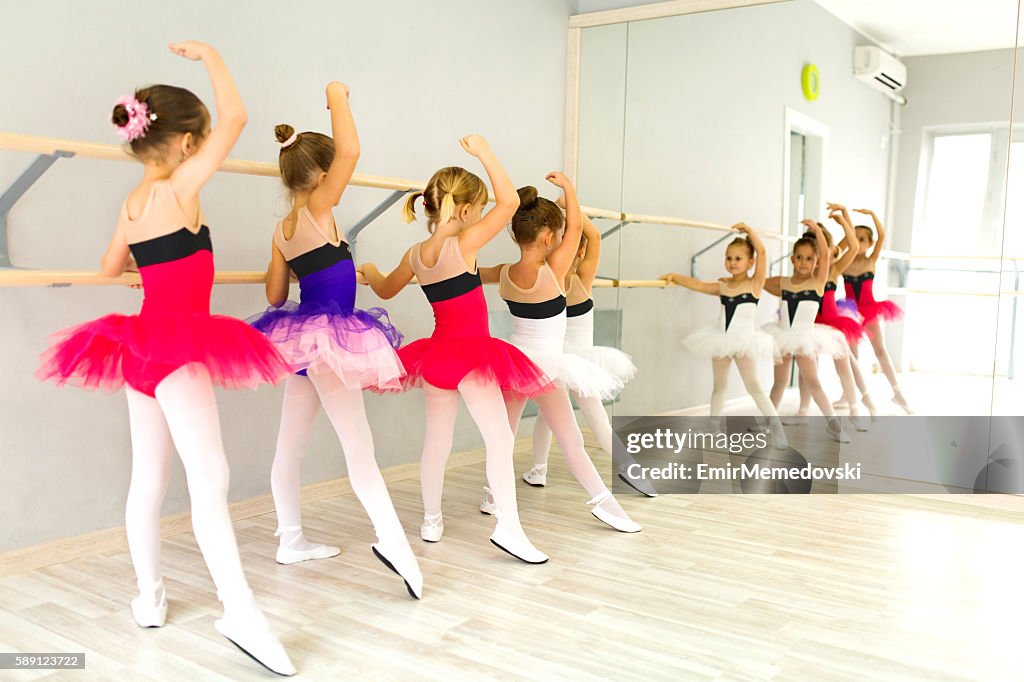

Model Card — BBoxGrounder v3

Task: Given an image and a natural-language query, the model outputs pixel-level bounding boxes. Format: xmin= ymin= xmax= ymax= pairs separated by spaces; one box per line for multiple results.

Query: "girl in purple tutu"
xmin=248 ymin=81 xmax=422 ymax=598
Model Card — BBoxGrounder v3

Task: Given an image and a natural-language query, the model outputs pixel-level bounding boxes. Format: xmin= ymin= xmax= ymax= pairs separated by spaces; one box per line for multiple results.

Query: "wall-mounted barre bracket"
xmin=344 ymin=190 xmax=410 ymax=246
xmin=689 ymin=233 xmax=734 ymax=279
xmin=600 ymin=220 xmax=632 ymax=239
xmin=0 ymin=150 xmax=75 ymax=268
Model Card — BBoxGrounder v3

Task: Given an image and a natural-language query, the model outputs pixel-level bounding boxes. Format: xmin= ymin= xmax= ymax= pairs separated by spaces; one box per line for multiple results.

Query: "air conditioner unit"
xmin=853 ymin=46 xmax=907 ymax=94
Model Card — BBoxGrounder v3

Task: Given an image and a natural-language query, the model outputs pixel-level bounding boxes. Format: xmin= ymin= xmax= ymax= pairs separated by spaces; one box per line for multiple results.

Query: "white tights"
xmin=531 ymin=392 xmax=613 ymax=468
xmin=124 ymin=364 xmax=251 ymax=609
xmin=709 ymin=356 xmax=780 ymax=418
xmin=770 ymin=354 xmax=836 ymax=417
xmin=270 ymin=368 xmax=406 ymax=546
xmin=419 ymin=379 xmax=519 ymax=518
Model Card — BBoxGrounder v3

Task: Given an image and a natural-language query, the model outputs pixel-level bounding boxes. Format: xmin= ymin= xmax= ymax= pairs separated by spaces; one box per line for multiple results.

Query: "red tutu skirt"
xmin=38 ymin=310 xmax=290 ymax=397
xmin=857 ymin=300 xmax=902 ymax=325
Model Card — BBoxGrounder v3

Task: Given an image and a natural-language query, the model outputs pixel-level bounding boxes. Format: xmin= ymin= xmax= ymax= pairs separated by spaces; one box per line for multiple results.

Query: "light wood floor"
xmin=3 ymin=431 xmax=1024 ymax=681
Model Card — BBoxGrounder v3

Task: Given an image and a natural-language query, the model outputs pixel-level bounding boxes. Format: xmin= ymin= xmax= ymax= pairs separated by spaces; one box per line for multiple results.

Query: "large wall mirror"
xmin=573 ymin=0 xmax=1022 ymax=488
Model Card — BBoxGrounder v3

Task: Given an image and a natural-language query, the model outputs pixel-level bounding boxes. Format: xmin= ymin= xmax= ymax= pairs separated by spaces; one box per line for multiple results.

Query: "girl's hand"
xmin=659 ymin=273 xmax=677 ymax=284
xmin=826 ymin=202 xmax=847 ymax=213
xmin=545 ymin=171 xmax=573 ymax=191
xmin=800 ymin=219 xmax=820 ymax=232
xmin=326 ymin=81 xmax=350 ymax=107
xmin=731 ymin=222 xmax=751 ymax=234
xmin=828 ymin=210 xmax=844 ymax=223
xmin=355 ymin=269 xmax=368 ymax=286
xmin=168 ymin=41 xmax=211 ymax=61
xmin=459 ymin=134 xmax=490 ymax=158
xmin=852 ymin=208 xmax=874 ymax=215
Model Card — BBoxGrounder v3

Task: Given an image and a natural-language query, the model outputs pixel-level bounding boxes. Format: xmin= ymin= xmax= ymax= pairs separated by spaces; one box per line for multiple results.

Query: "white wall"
xmin=582 ymin=0 xmax=893 ymax=415
xmin=0 ymin=0 xmax=574 ymax=551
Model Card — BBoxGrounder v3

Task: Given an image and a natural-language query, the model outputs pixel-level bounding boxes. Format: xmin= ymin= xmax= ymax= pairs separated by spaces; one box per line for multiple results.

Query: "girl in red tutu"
xmin=790 ymin=205 xmax=873 ymax=430
xmin=839 ymin=207 xmax=912 ymax=414
xmin=247 ymin=81 xmax=421 ymax=599
xmin=36 ymin=42 xmax=294 ymax=676
xmin=360 ymin=136 xmax=552 ymax=564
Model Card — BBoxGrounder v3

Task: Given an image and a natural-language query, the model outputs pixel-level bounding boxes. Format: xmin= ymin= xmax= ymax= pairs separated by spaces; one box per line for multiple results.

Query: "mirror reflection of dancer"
xmin=478 ymin=178 xmax=641 ymax=533
xmin=764 ymin=221 xmax=852 ymax=443
xmin=835 ymin=208 xmax=912 ymax=414
xmin=247 ymin=82 xmax=422 ymax=599
xmin=361 ymin=136 xmax=552 ymax=564
xmin=527 ymin=202 xmax=655 ymax=496
xmin=790 ymin=205 xmax=871 ymax=430
xmin=662 ymin=224 xmax=788 ymax=450
xmin=37 ymin=42 xmax=295 ymax=676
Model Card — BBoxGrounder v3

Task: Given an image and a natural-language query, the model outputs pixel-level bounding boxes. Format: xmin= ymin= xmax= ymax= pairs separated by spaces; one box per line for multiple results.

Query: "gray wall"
xmin=0 ymin=0 xmax=574 ymax=551
xmin=581 ymin=0 xmax=893 ymax=415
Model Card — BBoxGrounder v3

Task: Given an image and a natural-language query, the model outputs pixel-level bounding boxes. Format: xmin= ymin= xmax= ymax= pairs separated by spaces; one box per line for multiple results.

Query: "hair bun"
xmin=274 ymin=123 xmax=296 ymax=144
xmin=516 ymin=185 xmax=538 ymax=208
xmin=111 ymin=104 xmax=130 ymax=127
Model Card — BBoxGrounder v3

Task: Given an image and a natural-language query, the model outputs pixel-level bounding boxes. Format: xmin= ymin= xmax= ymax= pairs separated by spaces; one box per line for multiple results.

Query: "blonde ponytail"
xmin=403 ymin=191 xmax=423 ymax=223
xmin=438 ymin=191 xmax=456 ymax=227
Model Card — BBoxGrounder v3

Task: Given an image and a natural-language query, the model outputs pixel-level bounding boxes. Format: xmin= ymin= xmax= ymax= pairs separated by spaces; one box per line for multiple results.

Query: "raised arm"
xmin=733 ymin=222 xmax=766 ymax=297
xmin=545 ymin=172 xmax=581 ymax=280
xmin=359 ymin=252 xmax=414 ymax=300
xmin=828 ymin=207 xmax=859 ymax=274
xmin=658 ymin=273 xmax=721 ymax=295
xmin=307 ymin=82 xmax=360 ymax=225
xmin=265 ymin=243 xmax=291 ymax=307
xmin=801 ymin=219 xmax=830 ymax=292
xmin=168 ymin=42 xmax=246 ymax=200
xmin=457 ymin=135 xmax=520 ymax=260
xmin=853 ymin=207 xmax=885 ymax=265
xmin=575 ymin=210 xmax=602 ymax=288
xmin=826 ymin=202 xmax=852 ymax=250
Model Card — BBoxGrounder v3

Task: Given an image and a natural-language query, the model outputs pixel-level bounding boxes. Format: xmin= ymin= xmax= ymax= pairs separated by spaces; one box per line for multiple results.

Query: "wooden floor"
xmin=3 ymin=431 xmax=1024 ymax=681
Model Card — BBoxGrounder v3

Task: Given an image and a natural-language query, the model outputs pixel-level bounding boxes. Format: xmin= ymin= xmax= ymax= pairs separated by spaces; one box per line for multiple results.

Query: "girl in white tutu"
xmin=525 ymin=205 xmax=653 ymax=494
xmin=480 ymin=175 xmax=641 ymax=533
xmin=661 ymin=223 xmax=786 ymax=450
xmin=763 ymin=221 xmax=851 ymax=443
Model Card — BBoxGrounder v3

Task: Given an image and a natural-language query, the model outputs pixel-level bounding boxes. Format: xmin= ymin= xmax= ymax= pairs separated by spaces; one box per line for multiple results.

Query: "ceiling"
xmin=813 ymin=0 xmax=1020 ymax=57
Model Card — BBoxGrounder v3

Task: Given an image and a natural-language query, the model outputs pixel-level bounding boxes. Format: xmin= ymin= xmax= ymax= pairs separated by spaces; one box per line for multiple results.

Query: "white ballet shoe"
xmin=371 ymin=537 xmax=424 ymax=600
xmin=832 ymin=397 xmax=849 ymax=410
xmin=274 ymin=526 xmax=340 ymax=565
xmin=781 ymin=414 xmax=808 ymax=426
xmin=850 ymin=414 xmax=870 ymax=432
xmin=825 ymin=419 xmax=852 ymax=443
xmin=522 ymin=465 xmax=547 ymax=487
xmin=587 ymin=490 xmax=642 ymax=533
xmin=489 ymin=509 xmax=548 ymax=564
xmin=131 ymin=579 xmax=167 ymax=628
xmin=479 ymin=487 xmax=497 ymax=515
xmin=420 ymin=512 xmax=444 ymax=543
xmin=215 ymin=596 xmax=296 ymax=676
xmin=893 ymin=392 xmax=914 ymax=415
xmin=769 ymin=419 xmax=788 ymax=450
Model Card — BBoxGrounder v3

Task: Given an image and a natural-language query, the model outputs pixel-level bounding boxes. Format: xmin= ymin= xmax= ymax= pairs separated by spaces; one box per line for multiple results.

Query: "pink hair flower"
xmin=113 ymin=95 xmax=157 ymax=143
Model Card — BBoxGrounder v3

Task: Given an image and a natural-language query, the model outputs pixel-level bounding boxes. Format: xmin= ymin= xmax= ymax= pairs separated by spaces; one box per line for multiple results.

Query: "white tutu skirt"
xmin=565 ymin=343 xmax=638 ymax=383
xmin=762 ymin=322 xmax=847 ymax=359
xmin=512 ymin=345 xmax=624 ymax=400
xmin=683 ymin=327 xmax=776 ymax=362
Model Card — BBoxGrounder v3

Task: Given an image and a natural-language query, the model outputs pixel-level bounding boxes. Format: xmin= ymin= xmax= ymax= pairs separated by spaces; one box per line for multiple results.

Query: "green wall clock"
xmin=802 ymin=64 xmax=820 ymax=101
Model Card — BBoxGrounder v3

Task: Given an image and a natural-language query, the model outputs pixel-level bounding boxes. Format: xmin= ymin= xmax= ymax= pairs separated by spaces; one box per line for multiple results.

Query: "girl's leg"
xmin=796 ymin=373 xmax=812 ymax=416
xmin=270 ymin=374 xmax=338 ymax=562
xmin=308 ymin=365 xmax=422 ymax=598
xmin=124 ymin=386 xmax=174 ymax=626
xmin=460 ymin=379 xmax=547 ymax=563
xmin=710 ymin=357 xmax=731 ymax=417
xmin=525 ymin=415 xmax=554 ymax=485
xmin=793 ymin=355 xmax=849 ymax=443
xmin=847 ymin=348 xmax=877 ymax=418
xmin=154 ymin=364 xmax=293 ymax=675
xmin=866 ymin=319 xmax=912 ymax=413
xmin=734 ymin=356 xmax=788 ymax=449
xmin=770 ymin=355 xmax=793 ymax=408
xmin=418 ymin=384 xmax=460 ymax=540
xmin=533 ymin=388 xmax=640 ymax=532
xmin=832 ymin=352 xmax=867 ymax=430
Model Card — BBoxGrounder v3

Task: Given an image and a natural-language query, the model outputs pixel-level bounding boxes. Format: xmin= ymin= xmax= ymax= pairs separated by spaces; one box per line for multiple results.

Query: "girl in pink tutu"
xmin=789 ymin=205 xmax=872 ymax=430
xmin=247 ymin=82 xmax=422 ymax=598
xmin=838 ymin=207 xmax=912 ymax=414
xmin=360 ymin=136 xmax=552 ymax=564
xmin=478 ymin=179 xmax=640 ymax=532
xmin=36 ymin=42 xmax=295 ymax=675
xmin=661 ymin=223 xmax=787 ymax=449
